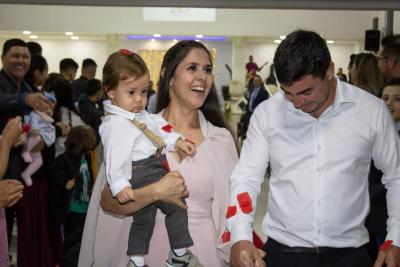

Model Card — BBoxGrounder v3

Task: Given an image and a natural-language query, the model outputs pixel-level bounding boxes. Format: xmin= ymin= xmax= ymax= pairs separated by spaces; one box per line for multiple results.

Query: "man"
xmin=73 ymin=58 xmax=97 ymax=98
xmin=239 ymin=74 xmax=269 ymax=139
xmin=377 ymin=34 xmax=400 ymax=81
xmin=0 ymin=38 xmax=51 ymax=266
xmin=59 ymin=57 xmax=79 ymax=82
xmin=26 ymin=41 xmax=42 ymax=56
xmin=229 ymin=30 xmax=400 ymax=267
xmin=246 ymin=55 xmax=267 ymax=74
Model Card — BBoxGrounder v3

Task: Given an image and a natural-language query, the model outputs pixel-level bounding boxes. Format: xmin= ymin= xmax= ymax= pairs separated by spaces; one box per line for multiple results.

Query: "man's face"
xmin=377 ymin=48 xmax=397 ymax=80
xmin=253 ymin=76 xmax=262 ymax=88
xmin=281 ymin=64 xmax=336 ymax=118
xmin=1 ymin=46 xmax=30 ymax=82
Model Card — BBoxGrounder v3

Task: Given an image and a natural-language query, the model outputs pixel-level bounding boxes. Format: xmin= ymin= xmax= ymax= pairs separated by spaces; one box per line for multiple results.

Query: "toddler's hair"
xmin=102 ymin=49 xmax=148 ymax=96
xmin=65 ymin=125 xmax=97 ymax=155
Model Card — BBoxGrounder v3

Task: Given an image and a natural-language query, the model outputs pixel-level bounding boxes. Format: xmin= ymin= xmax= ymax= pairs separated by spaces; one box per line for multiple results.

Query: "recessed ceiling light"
xmin=65 ymin=32 xmax=74 ymax=36
xmin=71 ymin=36 xmax=79 ymax=40
xmin=150 ymin=38 xmax=156 ymax=42
xmin=274 ymin=40 xmax=281 ymax=44
xmin=22 ymin=31 xmax=31 ymax=35
xmin=153 ymin=34 xmax=161 ymax=38
xmin=195 ymin=34 xmax=204 ymax=38
xmin=327 ymin=40 xmax=335 ymax=44
xmin=29 ymin=35 xmax=38 ymax=39
xmin=279 ymin=35 xmax=286 ymax=40
xmin=173 ymin=39 xmax=178 ymax=42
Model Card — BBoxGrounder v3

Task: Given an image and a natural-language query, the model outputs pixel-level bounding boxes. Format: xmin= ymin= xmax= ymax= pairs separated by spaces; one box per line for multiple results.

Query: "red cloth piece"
xmin=161 ymin=124 xmax=172 ymax=133
xmin=222 ymin=230 xmax=230 ymax=243
xmin=379 ymin=240 xmax=393 ymax=251
xmin=225 ymin=205 xmax=237 ymax=218
xmin=119 ymin=49 xmax=135 ymax=56
xmin=161 ymin=159 xmax=171 ymax=172
xmin=253 ymin=231 xmax=264 ymax=249
xmin=237 ymin=192 xmax=253 ymax=214
xmin=22 ymin=123 xmax=31 ymax=134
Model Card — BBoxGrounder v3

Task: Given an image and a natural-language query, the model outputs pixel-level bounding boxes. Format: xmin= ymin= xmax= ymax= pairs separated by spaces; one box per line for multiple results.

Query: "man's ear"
xmin=326 ymin=62 xmax=335 ymax=80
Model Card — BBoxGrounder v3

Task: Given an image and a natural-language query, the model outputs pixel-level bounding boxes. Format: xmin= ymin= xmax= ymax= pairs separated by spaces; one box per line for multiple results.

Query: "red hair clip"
xmin=119 ymin=49 xmax=135 ymax=56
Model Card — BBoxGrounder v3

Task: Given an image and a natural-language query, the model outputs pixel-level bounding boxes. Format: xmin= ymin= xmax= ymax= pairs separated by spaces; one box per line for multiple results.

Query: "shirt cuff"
xmin=164 ymin=132 xmax=182 ymax=151
xmin=386 ymin=226 xmax=400 ymax=247
xmin=109 ymin=178 xmax=131 ymax=197
xmin=231 ymin=222 xmax=253 ymax=245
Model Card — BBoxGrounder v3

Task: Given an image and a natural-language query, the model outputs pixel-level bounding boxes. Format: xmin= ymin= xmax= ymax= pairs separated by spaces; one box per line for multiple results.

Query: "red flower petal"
xmin=161 ymin=124 xmax=172 ymax=133
xmin=119 ymin=49 xmax=135 ymax=56
xmin=237 ymin=192 xmax=253 ymax=214
xmin=22 ymin=124 xmax=31 ymax=133
xmin=226 ymin=205 xmax=237 ymax=218
xmin=379 ymin=240 xmax=393 ymax=251
xmin=221 ymin=230 xmax=230 ymax=243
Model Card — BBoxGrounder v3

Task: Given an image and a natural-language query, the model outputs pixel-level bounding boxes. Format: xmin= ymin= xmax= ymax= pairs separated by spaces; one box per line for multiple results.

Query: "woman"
xmin=79 ymin=40 xmax=238 ymax=266
xmin=349 ymin=53 xmax=384 ymax=97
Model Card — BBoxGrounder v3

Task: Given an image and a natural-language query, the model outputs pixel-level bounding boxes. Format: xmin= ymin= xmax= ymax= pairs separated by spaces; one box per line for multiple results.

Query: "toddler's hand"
xmin=116 ymin=187 xmax=134 ymax=204
xmin=176 ymin=139 xmax=196 ymax=156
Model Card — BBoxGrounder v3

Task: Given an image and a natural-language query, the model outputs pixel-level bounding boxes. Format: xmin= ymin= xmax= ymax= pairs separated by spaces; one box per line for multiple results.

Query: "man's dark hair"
xmin=86 ymin=79 xmax=102 ymax=96
xmin=82 ymin=58 xmax=97 ymax=69
xmin=273 ymin=30 xmax=331 ymax=85
xmin=381 ymin=34 xmax=400 ymax=61
xmin=25 ymin=54 xmax=48 ymax=87
xmin=2 ymin=38 xmax=27 ymax=55
xmin=59 ymin=58 xmax=79 ymax=72
xmin=27 ymin=41 xmax=42 ymax=55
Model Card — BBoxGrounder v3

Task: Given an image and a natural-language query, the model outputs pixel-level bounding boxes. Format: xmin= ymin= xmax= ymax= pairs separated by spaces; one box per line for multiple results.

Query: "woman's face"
xmin=169 ymin=48 xmax=214 ymax=110
xmin=34 ymin=66 xmax=49 ymax=87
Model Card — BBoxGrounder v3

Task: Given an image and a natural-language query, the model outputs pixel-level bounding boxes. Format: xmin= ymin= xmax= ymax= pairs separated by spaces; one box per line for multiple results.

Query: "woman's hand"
xmin=153 ymin=171 xmax=189 ymax=209
xmin=0 ymin=179 xmax=24 ymax=208
xmin=1 ymin=116 xmax=22 ymax=147
xmin=100 ymin=171 xmax=189 ymax=215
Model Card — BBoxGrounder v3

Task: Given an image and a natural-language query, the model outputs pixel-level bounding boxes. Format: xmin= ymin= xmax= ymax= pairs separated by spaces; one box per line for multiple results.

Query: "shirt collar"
xmin=103 ymin=100 xmax=147 ymax=120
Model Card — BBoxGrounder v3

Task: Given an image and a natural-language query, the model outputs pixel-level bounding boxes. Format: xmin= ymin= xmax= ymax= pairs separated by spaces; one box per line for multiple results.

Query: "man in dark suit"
xmin=240 ymin=74 xmax=269 ymax=139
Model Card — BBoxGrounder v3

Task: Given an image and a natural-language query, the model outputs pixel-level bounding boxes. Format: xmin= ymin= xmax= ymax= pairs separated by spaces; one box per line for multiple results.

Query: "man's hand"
xmin=374 ymin=244 xmax=400 ymax=267
xmin=230 ymin=240 xmax=266 ymax=267
xmin=65 ymin=178 xmax=76 ymax=190
xmin=116 ymin=187 xmax=134 ymax=204
xmin=56 ymin=122 xmax=71 ymax=137
xmin=0 ymin=179 xmax=24 ymax=208
xmin=25 ymin=93 xmax=51 ymax=112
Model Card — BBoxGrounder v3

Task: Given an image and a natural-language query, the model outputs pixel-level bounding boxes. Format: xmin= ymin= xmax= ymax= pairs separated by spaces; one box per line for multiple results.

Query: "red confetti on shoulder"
xmin=161 ymin=124 xmax=172 ymax=133
xmin=379 ymin=240 xmax=393 ymax=251
xmin=226 ymin=205 xmax=237 ymax=218
xmin=237 ymin=192 xmax=253 ymax=214
xmin=221 ymin=230 xmax=230 ymax=243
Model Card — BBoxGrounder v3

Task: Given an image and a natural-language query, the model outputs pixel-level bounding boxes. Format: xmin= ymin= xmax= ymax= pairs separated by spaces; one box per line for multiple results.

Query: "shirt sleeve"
xmin=372 ymin=102 xmax=400 ymax=247
xmin=228 ymin=105 xmax=270 ymax=244
xmin=100 ymin=116 xmax=139 ymax=196
xmin=150 ymin=114 xmax=182 ymax=151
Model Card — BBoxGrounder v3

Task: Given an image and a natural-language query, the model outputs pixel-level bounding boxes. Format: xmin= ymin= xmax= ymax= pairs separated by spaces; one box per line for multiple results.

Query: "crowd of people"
xmin=0 ymin=30 xmax=399 ymax=267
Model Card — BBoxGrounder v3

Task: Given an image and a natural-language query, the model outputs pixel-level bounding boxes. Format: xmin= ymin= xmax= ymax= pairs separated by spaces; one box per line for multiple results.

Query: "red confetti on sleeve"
xmin=379 ymin=240 xmax=393 ymax=251
xmin=221 ymin=230 xmax=230 ymax=243
xmin=237 ymin=192 xmax=253 ymax=214
xmin=161 ymin=124 xmax=172 ymax=133
xmin=225 ymin=205 xmax=237 ymax=218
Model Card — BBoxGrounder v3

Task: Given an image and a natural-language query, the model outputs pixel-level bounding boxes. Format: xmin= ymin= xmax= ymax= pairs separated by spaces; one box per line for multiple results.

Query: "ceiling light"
xmin=195 ymin=34 xmax=204 ymax=38
xmin=173 ymin=39 xmax=178 ymax=42
xmin=127 ymin=35 xmax=226 ymax=42
xmin=29 ymin=35 xmax=38 ymax=39
xmin=22 ymin=31 xmax=31 ymax=35
xmin=150 ymin=38 xmax=156 ymax=42
xmin=153 ymin=34 xmax=161 ymax=38
xmin=327 ymin=40 xmax=335 ymax=44
xmin=65 ymin=32 xmax=74 ymax=36
xmin=71 ymin=36 xmax=79 ymax=40
xmin=279 ymin=35 xmax=286 ymax=40
xmin=274 ymin=40 xmax=281 ymax=44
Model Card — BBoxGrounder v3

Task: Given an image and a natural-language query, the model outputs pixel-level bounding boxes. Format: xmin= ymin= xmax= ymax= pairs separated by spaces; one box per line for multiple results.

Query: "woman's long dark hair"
xmin=53 ymin=78 xmax=80 ymax=124
xmin=156 ymin=40 xmax=229 ymax=130
xmin=25 ymin=54 xmax=48 ymax=88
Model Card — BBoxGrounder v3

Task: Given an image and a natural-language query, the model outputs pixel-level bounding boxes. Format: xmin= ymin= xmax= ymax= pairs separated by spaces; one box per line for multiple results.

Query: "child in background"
xmin=100 ymin=50 xmax=202 ymax=267
xmin=49 ymin=125 xmax=97 ymax=267
xmin=21 ymin=109 xmax=55 ymax=186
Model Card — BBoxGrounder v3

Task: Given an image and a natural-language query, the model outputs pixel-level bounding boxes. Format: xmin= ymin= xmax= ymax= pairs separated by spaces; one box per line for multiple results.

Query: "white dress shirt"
xmin=229 ymin=78 xmax=400 ymax=248
xmin=100 ymin=100 xmax=181 ymax=196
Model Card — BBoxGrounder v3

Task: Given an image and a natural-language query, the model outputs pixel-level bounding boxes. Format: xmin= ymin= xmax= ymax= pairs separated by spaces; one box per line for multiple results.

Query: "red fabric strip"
xmin=161 ymin=124 xmax=172 ymax=133
xmin=379 ymin=240 xmax=393 ymax=251
xmin=222 ymin=230 xmax=230 ymax=243
xmin=225 ymin=205 xmax=237 ymax=218
xmin=237 ymin=192 xmax=253 ymax=214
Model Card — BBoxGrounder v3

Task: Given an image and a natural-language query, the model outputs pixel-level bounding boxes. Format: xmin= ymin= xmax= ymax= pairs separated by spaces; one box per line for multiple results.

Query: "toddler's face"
xmin=107 ymin=74 xmax=149 ymax=113
xmin=382 ymin=85 xmax=400 ymax=123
